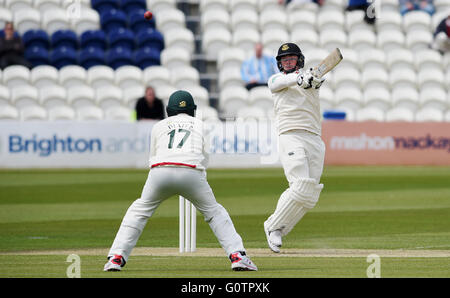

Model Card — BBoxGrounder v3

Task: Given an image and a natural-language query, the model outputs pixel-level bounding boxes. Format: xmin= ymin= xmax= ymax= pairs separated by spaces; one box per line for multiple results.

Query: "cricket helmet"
xmin=276 ymin=42 xmax=305 ymax=73
xmin=166 ymin=90 xmax=197 ymax=117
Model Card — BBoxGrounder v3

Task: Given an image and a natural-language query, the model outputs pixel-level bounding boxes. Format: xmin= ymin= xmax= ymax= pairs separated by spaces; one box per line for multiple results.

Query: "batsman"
xmin=264 ymin=42 xmax=327 ymax=253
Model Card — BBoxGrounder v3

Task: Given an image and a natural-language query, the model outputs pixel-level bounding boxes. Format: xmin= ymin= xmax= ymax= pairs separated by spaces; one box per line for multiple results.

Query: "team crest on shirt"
xmin=179 ymin=101 xmax=186 ymax=107
xmin=281 ymin=44 xmax=289 ymax=51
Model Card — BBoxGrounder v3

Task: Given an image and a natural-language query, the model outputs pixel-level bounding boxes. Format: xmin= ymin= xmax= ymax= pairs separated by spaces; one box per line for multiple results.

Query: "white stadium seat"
xmin=229 ymin=0 xmax=258 ymax=12
xmin=6 ymin=0 xmax=33 ymax=13
xmin=419 ymin=87 xmax=448 ymax=110
xmin=381 ymin=0 xmax=399 ymax=12
xmin=143 ymin=66 xmax=171 ymax=87
xmin=405 ymin=30 xmax=433 ymax=52
xmin=114 ymin=65 xmax=143 ymax=90
xmin=200 ymin=9 xmax=230 ymax=32
xmin=355 ymin=107 xmax=385 ymax=122
xmin=71 ymin=7 xmax=100 ymax=36
xmin=417 ymin=68 xmax=445 ymax=90
xmin=303 ymin=48 xmax=330 ymax=70
xmin=104 ymin=106 xmax=132 ymax=121
xmin=0 ymin=7 xmax=13 ymax=28
xmin=33 ymin=0 xmax=61 ymax=14
xmin=164 ymin=28 xmax=195 ymax=55
xmin=87 ymin=65 xmax=115 ymax=89
xmin=317 ymin=10 xmax=345 ymax=31
xmin=230 ymin=9 xmax=259 ymax=32
xmin=219 ymin=86 xmax=249 ymax=118
xmin=261 ymin=28 xmax=290 ymax=56
xmin=363 ymin=86 xmax=391 ymax=112
xmin=123 ymin=85 xmax=145 ymax=108
xmin=20 ymin=105 xmax=47 ymax=121
xmin=59 ymin=65 xmax=87 ymax=88
xmin=39 ymin=85 xmax=67 ymax=108
xmin=203 ymin=27 xmax=232 ymax=61
xmin=415 ymin=107 xmax=444 ymax=122
xmin=414 ymin=49 xmax=443 ymax=72
xmin=67 ymin=85 xmax=95 ymax=108
xmin=0 ymin=85 xmax=11 ymax=106
xmin=155 ymin=8 xmax=186 ymax=34
xmin=76 ymin=106 xmax=104 ymax=121
xmin=319 ymin=29 xmax=347 ymax=52
xmin=375 ymin=10 xmax=402 ymax=33
xmin=391 ymin=86 xmax=420 ymax=112
xmin=30 ymin=65 xmax=59 ymax=88
xmin=231 ymin=27 xmax=260 ymax=55
xmin=377 ymin=29 xmax=405 ymax=51
xmin=332 ymin=66 xmax=361 ymax=90
xmin=2 ymin=65 xmax=30 ymax=88
xmin=385 ymin=107 xmax=415 ymax=122
xmin=259 ymin=9 xmax=288 ymax=32
xmin=258 ymin=0 xmax=285 ymax=13
xmin=0 ymin=105 xmax=19 ymax=120
xmin=161 ymin=47 xmax=192 ymax=70
xmin=197 ymin=106 xmax=220 ymax=122
xmin=389 ymin=68 xmax=417 ymax=90
xmin=358 ymin=48 xmax=387 ymax=72
xmin=218 ymin=67 xmax=244 ymax=90
xmin=217 ymin=47 xmax=247 ymax=71
xmin=199 ymin=0 xmax=228 ymax=13
xmin=337 ymin=48 xmax=359 ymax=70
xmin=345 ymin=10 xmax=373 ymax=32
xmin=154 ymin=84 xmax=177 ymax=104
xmin=361 ymin=68 xmax=389 ymax=90
xmin=13 ymin=8 xmax=41 ymax=35
xmin=95 ymin=85 xmax=124 ymax=109
xmin=348 ymin=29 xmax=376 ymax=51
xmin=170 ymin=66 xmax=200 ymax=89
xmin=10 ymin=85 xmax=39 ymax=108
xmin=402 ymin=10 xmax=432 ymax=33
xmin=386 ymin=48 xmax=415 ymax=72
xmin=48 ymin=106 xmax=76 ymax=121
xmin=237 ymin=105 xmax=266 ymax=120
xmin=42 ymin=8 xmax=71 ymax=35
xmin=290 ymin=28 xmax=318 ymax=51
xmin=183 ymin=85 xmax=209 ymax=107
xmin=287 ymin=10 xmax=316 ymax=32
xmin=319 ymin=85 xmax=334 ymax=111
xmin=146 ymin=0 xmax=176 ymax=13
xmin=334 ymin=86 xmax=363 ymax=113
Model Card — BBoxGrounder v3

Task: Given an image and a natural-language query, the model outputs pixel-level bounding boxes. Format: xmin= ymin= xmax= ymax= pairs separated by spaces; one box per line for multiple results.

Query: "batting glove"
xmin=296 ymin=70 xmax=311 ymax=89
xmin=304 ymin=68 xmax=325 ymax=89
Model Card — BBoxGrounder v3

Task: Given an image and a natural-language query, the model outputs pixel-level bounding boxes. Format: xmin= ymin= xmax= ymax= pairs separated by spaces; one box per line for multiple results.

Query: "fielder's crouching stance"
xmin=264 ymin=43 xmax=325 ymax=253
xmin=104 ymin=90 xmax=257 ymax=271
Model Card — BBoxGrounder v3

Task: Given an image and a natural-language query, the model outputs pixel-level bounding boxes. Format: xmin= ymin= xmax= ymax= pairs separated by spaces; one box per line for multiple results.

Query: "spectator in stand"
xmin=241 ymin=43 xmax=279 ymax=90
xmin=135 ymin=86 xmax=165 ymax=120
xmin=431 ymin=14 xmax=450 ymax=54
xmin=346 ymin=0 xmax=376 ymax=25
xmin=399 ymin=0 xmax=435 ymax=16
xmin=0 ymin=22 xmax=32 ymax=69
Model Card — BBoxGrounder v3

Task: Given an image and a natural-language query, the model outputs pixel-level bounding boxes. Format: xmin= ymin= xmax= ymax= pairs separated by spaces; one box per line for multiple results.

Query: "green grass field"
xmin=0 ymin=166 xmax=449 ymax=279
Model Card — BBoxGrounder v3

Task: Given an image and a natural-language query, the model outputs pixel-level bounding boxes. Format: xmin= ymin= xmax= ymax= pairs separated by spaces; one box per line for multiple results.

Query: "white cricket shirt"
xmin=268 ymin=71 xmax=322 ymax=136
xmin=149 ymin=113 xmax=209 ymax=170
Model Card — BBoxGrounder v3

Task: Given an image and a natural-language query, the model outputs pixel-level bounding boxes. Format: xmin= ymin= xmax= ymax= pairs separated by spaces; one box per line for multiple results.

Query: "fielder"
xmin=104 ymin=90 xmax=257 ymax=271
xmin=263 ymin=43 xmax=326 ymax=253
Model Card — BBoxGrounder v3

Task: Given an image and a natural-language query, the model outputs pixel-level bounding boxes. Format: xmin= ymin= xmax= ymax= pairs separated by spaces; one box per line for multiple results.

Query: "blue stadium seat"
xmin=50 ymin=46 xmax=78 ymax=69
xmin=129 ymin=9 xmax=155 ymax=33
xmin=107 ymin=47 xmax=133 ymax=69
xmin=25 ymin=46 xmax=50 ymax=67
xmin=108 ymin=27 xmax=135 ymax=51
xmin=79 ymin=46 xmax=106 ymax=69
xmin=134 ymin=47 xmax=160 ymax=69
xmin=92 ymin=0 xmax=120 ymax=15
xmin=120 ymin=0 xmax=146 ymax=15
xmin=23 ymin=30 xmax=50 ymax=50
xmin=80 ymin=30 xmax=107 ymax=50
xmin=100 ymin=9 xmax=128 ymax=34
xmin=136 ymin=28 xmax=164 ymax=51
xmin=51 ymin=30 xmax=78 ymax=50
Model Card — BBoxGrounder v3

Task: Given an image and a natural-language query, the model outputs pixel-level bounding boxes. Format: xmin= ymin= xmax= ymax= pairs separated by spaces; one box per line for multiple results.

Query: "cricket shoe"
xmin=264 ymin=221 xmax=282 ymax=253
xmin=103 ymin=255 xmax=126 ymax=271
xmin=229 ymin=251 xmax=258 ymax=271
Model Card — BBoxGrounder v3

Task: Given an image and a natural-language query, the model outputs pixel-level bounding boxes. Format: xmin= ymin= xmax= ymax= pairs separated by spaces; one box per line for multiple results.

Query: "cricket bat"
xmin=312 ymin=48 xmax=343 ymax=78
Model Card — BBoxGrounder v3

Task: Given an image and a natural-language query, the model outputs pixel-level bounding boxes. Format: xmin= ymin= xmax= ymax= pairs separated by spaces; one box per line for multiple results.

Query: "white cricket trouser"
xmin=108 ymin=167 xmax=245 ymax=261
xmin=266 ymin=129 xmax=325 ymax=236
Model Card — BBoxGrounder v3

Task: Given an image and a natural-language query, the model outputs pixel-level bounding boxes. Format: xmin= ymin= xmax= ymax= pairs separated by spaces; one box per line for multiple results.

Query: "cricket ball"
xmin=144 ymin=11 xmax=153 ymax=20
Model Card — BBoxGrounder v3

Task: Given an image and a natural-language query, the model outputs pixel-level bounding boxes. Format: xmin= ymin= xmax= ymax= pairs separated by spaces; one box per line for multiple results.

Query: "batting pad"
xmin=266 ymin=178 xmax=323 ymax=236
